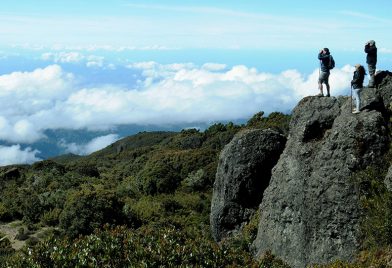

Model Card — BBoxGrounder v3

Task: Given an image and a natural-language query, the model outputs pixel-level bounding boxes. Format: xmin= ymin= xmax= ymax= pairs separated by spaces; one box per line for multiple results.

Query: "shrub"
xmin=116 ymin=176 xmax=142 ymax=198
xmin=31 ymin=160 xmax=66 ymax=175
xmin=59 ymin=186 xmax=124 ymax=237
xmin=21 ymin=193 xmax=44 ymax=225
xmin=168 ymin=129 xmax=205 ymax=149
xmin=0 ymin=181 xmax=24 ymax=220
xmin=124 ymin=196 xmax=161 ymax=223
xmin=0 ymin=202 xmax=11 ymax=221
xmin=0 ymin=232 xmax=12 ymax=248
xmin=0 ymin=233 xmax=14 ymax=264
xmin=72 ymin=164 xmax=100 ymax=178
xmin=41 ymin=208 xmax=62 ymax=226
xmin=181 ymin=169 xmax=207 ymax=191
xmin=246 ymin=111 xmax=291 ymax=135
xmin=242 ymin=210 xmax=261 ymax=249
xmin=258 ymin=250 xmax=291 ymax=268
xmin=352 ymin=165 xmax=392 ymax=248
xmin=137 ymin=149 xmax=217 ymax=195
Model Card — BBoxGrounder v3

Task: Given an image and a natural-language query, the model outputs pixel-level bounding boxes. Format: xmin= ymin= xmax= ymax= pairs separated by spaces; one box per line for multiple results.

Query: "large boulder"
xmin=252 ymin=96 xmax=389 ymax=267
xmin=210 ymin=129 xmax=286 ymax=241
xmin=0 ymin=166 xmax=27 ymax=181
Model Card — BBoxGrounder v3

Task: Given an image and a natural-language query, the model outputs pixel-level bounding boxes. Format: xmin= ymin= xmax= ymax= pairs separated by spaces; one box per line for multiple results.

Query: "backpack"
xmin=328 ymin=56 xmax=335 ymax=70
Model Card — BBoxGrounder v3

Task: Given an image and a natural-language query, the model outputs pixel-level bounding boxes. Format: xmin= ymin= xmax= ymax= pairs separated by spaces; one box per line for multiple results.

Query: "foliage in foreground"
xmin=4 ymin=225 xmax=260 ymax=268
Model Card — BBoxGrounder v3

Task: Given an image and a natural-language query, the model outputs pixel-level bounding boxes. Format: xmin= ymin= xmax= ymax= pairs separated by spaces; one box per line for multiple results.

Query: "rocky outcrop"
xmin=0 ymin=166 xmax=26 ymax=181
xmin=252 ymin=95 xmax=389 ymax=267
xmin=210 ymin=129 xmax=286 ymax=241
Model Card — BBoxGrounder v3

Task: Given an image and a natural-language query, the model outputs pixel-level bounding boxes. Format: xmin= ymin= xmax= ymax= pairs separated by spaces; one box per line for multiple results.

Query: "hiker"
xmin=318 ymin=48 xmax=334 ymax=97
xmin=351 ymin=64 xmax=366 ymax=114
xmin=364 ymin=40 xmax=377 ymax=87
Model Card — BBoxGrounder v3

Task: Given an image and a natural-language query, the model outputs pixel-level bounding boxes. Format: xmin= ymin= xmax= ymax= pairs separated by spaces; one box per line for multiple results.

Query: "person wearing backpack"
xmin=351 ymin=64 xmax=366 ymax=114
xmin=364 ymin=40 xmax=377 ymax=87
xmin=317 ymin=48 xmax=334 ymax=97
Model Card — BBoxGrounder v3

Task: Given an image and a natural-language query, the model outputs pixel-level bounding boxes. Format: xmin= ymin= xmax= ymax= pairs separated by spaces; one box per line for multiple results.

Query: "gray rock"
xmin=385 ymin=165 xmax=392 ymax=192
xmin=375 ymin=71 xmax=392 ymax=112
xmin=252 ymin=96 xmax=389 ymax=267
xmin=0 ymin=167 xmax=22 ymax=181
xmin=359 ymin=87 xmax=382 ymax=111
xmin=210 ymin=128 xmax=286 ymax=241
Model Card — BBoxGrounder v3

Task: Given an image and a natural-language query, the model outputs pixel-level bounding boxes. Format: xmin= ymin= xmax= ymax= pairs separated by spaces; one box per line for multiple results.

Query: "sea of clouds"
xmin=0 ymin=51 xmax=355 ymax=165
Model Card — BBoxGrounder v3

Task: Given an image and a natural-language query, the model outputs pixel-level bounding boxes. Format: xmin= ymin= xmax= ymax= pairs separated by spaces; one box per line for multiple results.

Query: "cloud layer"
xmin=59 ymin=134 xmax=120 ymax=155
xmin=0 ymin=145 xmax=41 ymax=166
xmin=0 ymin=62 xmax=354 ymax=145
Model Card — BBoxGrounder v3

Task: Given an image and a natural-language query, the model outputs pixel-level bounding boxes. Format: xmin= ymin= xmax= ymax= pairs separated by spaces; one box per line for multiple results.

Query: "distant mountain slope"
xmin=92 ymin=131 xmax=177 ymax=157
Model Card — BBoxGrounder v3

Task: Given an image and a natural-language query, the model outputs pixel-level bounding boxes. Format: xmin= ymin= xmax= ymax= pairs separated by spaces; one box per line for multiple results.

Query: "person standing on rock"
xmin=351 ymin=64 xmax=366 ymax=114
xmin=318 ymin=48 xmax=334 ymax=97
xmin=364 ymin=40 xmax=377 ymax=87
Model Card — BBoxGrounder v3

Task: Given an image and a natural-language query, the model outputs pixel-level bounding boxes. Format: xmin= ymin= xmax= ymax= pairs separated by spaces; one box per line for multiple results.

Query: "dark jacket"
xmin=318 ymin=52 xmax=332 ymax=73
xmin=351 ymin=69 xmax=365 ymax=89
xmin=364 ymin=45 xmax=377 ymax=65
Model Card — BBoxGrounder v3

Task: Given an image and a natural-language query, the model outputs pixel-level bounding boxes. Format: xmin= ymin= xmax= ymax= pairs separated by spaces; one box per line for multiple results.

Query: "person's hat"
xmin=367 ymin=40 xmax=375 ymax=45
xmin=355 ymin=64 xmax=361 ymax=68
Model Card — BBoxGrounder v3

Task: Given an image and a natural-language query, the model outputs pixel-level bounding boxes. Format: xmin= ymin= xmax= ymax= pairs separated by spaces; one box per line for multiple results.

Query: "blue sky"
xmin=1 ymin=0 xmax=392 ymax=50
xmin=0 ymin=1 xmax=391 ymax=164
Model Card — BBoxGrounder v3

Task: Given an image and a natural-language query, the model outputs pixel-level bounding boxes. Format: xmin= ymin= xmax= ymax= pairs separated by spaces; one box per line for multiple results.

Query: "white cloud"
xmin=86 ymin=55 xmax=104 ymax=68
xmin=380 ymin=48 xmax=392 ymax=54
xmin=40 ymin=45 xmax=175 ymax=52
xmin=41 ymin=52 xmax=112 ymax=69
xmin=0 ymin=65 xmax=74 ymax=142
xmin=42 ymin=52 xmax=84 ymax=63
xmin=0 ymin=62 xmax=354 ymax=144
xmin=0 ymin=145 xmax=41 ymax=166
xmin=59 ymin=134 xmax=120 ymax=155
xmin=202 ymin=63 xmax=227 ymax=71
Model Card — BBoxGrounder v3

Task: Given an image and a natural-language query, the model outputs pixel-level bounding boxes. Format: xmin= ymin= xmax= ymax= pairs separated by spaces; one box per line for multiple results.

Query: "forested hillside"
xmin=0 ymin=112 xmax=291 ymax=267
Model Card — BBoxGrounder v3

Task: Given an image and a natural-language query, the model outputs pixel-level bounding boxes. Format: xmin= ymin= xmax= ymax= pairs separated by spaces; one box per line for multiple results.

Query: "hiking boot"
xmin=326 ymin=93 xmax=330 ymax=97
xmin=352 ymin=110 xmax=360 ymax=114
xmin=316 ymin=93 xmax=324 ymax=97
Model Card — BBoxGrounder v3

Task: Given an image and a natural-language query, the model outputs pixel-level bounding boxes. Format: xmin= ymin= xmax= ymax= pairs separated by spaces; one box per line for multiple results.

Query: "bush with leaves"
xmin=167 ymin=128 xmax=205 ymax=150
xmin=246 ymin=111 xmax=291 ymax=135
xmin=203 ymin=122 xmax=240 ymax=150
xmin=0 ymin=202 xmax=11 ymax=221
xmin=350 ymin=164 xmax=392 ymax=248
xmin=59 ymin=185 xmax=125 ymax=237
xmin=0 ymin=232 xmax=14 ymax=265
xmin=21 ymin=192 xmax=44 ymax=226
xmin=137 ymin=148 xmax=217 ymax=195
